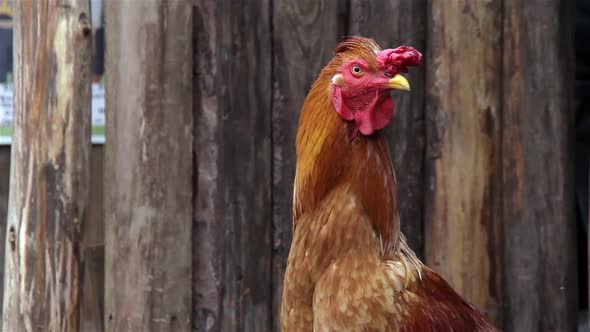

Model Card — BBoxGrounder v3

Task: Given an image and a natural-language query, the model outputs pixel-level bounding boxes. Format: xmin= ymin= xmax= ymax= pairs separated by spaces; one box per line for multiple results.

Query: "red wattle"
xmin=354 ymin=93 xmax=393 ymax=135
xmin=332 ymin=86 xmax=394 ymax=136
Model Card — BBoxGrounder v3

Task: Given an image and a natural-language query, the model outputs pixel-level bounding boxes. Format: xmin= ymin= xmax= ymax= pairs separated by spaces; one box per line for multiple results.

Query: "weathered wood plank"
xmin=80 ymin=247 xmax=104 ymax=332
xmin=2 ymin=1 xmax=92 ymax=330
xmin=104 ymin=1 xmax=193 ymax=331
xmin=80 ymin=146 xmax=104 ymax=332
xmin=348 ymin=0 xmax=427 ymax=257
xmin=271 ymin=1 xmax=347 ymax=330
xmin=86 ymin=147 xmax=104 ymax=248
xmin=424 ymin=0 xmax=503 ymax=323
xmin=219 ymin=1 xmax=272 ymax=331
xmin=192 ymin=1 xmax=225 ymax=331
xmin=193 ymin=0 xmax=272 ymax=331
xmin=0 ymin=146 xmax=9 ymax=320
xmin=502 ymin=1 xmax=577 ymax=331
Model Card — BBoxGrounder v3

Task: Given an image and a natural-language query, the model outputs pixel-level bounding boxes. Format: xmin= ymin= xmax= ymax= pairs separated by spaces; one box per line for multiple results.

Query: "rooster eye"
xmin=351 ymin=66 xmax=363 ymax=75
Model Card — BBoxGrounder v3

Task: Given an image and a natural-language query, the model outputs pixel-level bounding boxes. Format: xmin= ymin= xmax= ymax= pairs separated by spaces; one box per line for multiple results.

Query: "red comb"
xmin=376 ymin=46 xmax=422 ymax=73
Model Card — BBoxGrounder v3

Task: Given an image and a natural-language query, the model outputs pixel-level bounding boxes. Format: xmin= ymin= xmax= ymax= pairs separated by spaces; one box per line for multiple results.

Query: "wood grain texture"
xmin=271 ymin=1 xmax=347 ymax=330
xmin=104 ymin=1 xmax=193 ymax=331
xmin=192 ymin=1 xmax=224 ymax=331
xmin=219 ymin=1 xmax=272 ymax=331
xmin=193 ymin=0 xmax=272 ymax=331
xmin=80 ymin=146 xmax=104 ymax=332
xmin=2 ymin=1 xmax=92 ymax=330
xmin=502 ymin=1 xmax=577 ymax=331
xmin=424 ymin=0 xmax=503 ymax=323
xmin=348 ymin=0 xmax=427 ymax=257
xmin=0 ymin=146 xmax=8 ymax=315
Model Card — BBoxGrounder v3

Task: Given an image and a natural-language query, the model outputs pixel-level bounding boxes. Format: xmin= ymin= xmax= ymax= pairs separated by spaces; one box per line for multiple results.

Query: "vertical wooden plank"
xmin=348 ymin=0 xmax=427 ymax=256
xmin=220 ymin=1 xmax=272 ymax=331
xmin=502 ymin=1 xmax=576 ymax=331
xmin=80 ymin=146 xmax=104 ymax=332
xmin=271 ymin=1 xmax=347 ymax=330
xmin=424 ymin=0 xmax=503 ymax=323
xmin=80 ymin=247 xmax=104 ymax=332
xmin=2 ymin=0 xmax=92 ymax=330
xmin=193 ymin=0 xmax=272 ymax=331
xmin=104 ymin=1 xmax=193 ymax=331
xmin=0 ymin=146 xmax=9 ymax=317
xmin=86 ymin=147 xmax=104 ymax=248
xmin=192 ymin=1 xmax=225 ymax=331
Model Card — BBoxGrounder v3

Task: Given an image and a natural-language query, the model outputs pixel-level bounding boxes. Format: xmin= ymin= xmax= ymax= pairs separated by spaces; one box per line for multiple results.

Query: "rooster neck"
xmin=294 ymin=79 xmax=399 ymax=256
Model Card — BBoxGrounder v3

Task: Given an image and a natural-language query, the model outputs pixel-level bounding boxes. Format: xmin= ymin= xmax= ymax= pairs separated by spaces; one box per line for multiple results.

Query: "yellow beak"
xmin=387 ymin=73 xmax=410 ymax=91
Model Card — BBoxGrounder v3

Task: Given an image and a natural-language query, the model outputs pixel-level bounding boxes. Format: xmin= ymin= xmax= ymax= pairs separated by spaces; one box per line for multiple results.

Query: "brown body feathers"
xmin=281 ymin=37 xmax=500 ymax=331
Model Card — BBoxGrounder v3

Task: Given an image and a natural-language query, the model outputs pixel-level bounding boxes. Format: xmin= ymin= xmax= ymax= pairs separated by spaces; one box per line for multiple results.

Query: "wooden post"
xmin=192 ymin=0 xmax=272 ymax=331
xmin=349 ymin=0 xmax=427 ymax=256
xmin=0 ymin=146 xmax=8 ymax=312
xmin=2 ymin=0 xmax=92 ymax=331
xmin=271 ymin=1 xmax=347 ymax=330
xmin=424 ymin=1 xmax=503 ymax=323
xmin=502 ymin=1 xmax=577 ymax=330
xmin=104 ymin=1 xmax=192 ymax=331
xmin=192 ymin=1 xmax=225 ymax=330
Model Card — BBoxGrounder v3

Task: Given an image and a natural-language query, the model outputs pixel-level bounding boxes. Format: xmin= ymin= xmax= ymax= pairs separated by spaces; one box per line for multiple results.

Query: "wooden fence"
xmin=0 ymin=0 xmax=577 ymax=331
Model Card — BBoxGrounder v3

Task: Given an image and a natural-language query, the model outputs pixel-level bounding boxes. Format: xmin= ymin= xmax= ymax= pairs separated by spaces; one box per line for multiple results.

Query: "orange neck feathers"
xmin=293 ymin=60 xmax=400 ymax=257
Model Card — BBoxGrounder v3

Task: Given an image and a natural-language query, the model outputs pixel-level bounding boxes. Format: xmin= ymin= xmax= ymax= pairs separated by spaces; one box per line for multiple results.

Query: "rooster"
xmin=280 ymin=36 xmax=500 ymax=332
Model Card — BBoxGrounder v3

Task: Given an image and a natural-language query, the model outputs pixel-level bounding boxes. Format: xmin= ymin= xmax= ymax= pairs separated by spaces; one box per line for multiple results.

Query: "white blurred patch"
xmin=331 ymin=73 xmax=344 ymax=86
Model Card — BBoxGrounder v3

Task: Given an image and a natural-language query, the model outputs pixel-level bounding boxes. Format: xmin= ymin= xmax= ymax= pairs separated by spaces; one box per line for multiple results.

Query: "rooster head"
xmin=330 ymin=37 xmax=422 ymax=136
